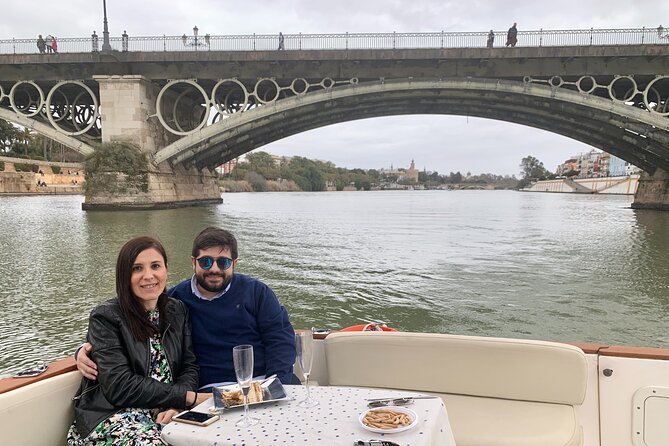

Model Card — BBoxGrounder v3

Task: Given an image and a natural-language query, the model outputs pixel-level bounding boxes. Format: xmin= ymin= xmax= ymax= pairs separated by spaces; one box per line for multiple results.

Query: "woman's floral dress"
xmin=67 ymin=309 xmax=174 ymax=445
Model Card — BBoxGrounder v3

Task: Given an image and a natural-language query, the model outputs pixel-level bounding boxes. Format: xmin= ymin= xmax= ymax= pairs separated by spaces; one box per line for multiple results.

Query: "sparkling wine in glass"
xmin=295 ymin=331 xmax=318 ymax=408
xmin=233 ymin=344 xmax=259 ymax=427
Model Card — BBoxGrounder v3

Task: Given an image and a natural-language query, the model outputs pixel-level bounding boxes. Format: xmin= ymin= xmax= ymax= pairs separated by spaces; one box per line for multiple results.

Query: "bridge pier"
xmin=632 ymin=169 xmax=669 ymax=211
xmin=83 ymin=75 xmax=222 ymax=210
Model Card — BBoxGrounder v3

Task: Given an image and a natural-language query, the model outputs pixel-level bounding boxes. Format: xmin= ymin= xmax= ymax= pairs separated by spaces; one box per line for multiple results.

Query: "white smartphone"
xmin=172 ymin=410 xmax=219 ymax=427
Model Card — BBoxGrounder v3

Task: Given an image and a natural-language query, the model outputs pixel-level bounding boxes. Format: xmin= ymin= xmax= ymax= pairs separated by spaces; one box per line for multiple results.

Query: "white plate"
xmin=358 ymin=406 xmax=418 ymax=434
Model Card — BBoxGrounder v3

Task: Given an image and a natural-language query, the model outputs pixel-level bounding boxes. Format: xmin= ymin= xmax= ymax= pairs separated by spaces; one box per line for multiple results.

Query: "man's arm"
xmin=75 ymin=342 xmax=98 ymax=380
xmin=256 ymin=285 xmax=297 ymax=384
xmin=89 ymin=311 xmax=194 ymax=409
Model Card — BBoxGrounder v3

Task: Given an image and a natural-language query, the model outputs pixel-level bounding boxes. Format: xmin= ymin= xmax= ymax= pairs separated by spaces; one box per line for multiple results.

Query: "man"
xmin=76 ymin=227 xmax=298 ymax=389
xmin=486 ymin=30 xmax=495 ymax=48
xmin=36 ymin=35 xmax=46 ymax=54
xmin=278 ymin=32 xmax=285 ymax=50
xmin=505 ymin=22 xmax=518 ymax=47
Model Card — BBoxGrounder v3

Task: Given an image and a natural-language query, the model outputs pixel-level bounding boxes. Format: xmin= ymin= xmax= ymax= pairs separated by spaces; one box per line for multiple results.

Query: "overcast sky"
xmin=3 ymin=1 xmax=667 ymax=175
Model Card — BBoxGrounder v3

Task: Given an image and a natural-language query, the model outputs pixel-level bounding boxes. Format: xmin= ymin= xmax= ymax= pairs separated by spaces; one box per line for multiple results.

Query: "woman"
xmin=67 ymin=236 xmax=199 ymax=445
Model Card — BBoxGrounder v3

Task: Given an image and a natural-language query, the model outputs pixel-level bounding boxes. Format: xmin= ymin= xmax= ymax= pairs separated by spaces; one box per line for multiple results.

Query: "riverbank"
xmin=221 ymin=179 xmax=301 ymax=192
xmin=525 ymin=175 xmax=639 ymax=195
xmin=0 ymin=171 xmax=83 ymax=194
xmin=0 ymin=156 xmax=84 ymax=194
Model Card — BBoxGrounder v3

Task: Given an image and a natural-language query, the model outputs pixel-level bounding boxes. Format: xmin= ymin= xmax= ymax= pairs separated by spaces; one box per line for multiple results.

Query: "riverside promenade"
xmin=0 ymin=156 xmax=83 ymax=194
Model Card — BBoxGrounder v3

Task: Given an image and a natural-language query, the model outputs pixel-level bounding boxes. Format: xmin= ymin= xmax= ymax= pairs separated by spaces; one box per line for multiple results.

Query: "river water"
xmin=1 ymin=191 xmax=668 ymax=375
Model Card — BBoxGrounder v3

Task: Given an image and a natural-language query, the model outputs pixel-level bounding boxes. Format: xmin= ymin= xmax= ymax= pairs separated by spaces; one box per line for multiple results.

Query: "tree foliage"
xmin=520 ymin=155 xmax=554 ymax=180
xmin=222 ymin=150 xmax=525 ymax=191
xmin=0 ymin=118 xmax=84 ymax=162
xmin=84 ymin=141 xmax=149 ymax=195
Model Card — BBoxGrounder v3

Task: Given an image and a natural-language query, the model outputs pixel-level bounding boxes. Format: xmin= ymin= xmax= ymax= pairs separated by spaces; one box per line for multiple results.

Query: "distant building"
xmin=405 ymin=159 xmax=419 ymax=182
xmin=216 ymin=158 xmax=239 ymax=175
xmin=556 ymin=150 xmax=640 ymax=178
xmin=379 ymin=159 xmax=419 ymax=183
xmin=608 ymin=155 xmax=627 ymax=177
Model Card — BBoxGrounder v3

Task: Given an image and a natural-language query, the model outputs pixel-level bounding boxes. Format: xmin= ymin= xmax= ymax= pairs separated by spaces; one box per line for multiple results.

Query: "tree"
xmin=245 ymin=151 xmax=276 ymax=178
xmin=520 ymin=155 xmax=553 ymax=181
xmin=0 ymin=119 xmax=20 ymax=153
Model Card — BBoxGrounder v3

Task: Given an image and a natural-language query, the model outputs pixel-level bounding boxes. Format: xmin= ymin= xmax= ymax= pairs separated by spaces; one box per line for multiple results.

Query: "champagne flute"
xmin=233 ymin=344 xmax=259 ymax=427
xmin=295 ymin=330 xmax=318 ymax=408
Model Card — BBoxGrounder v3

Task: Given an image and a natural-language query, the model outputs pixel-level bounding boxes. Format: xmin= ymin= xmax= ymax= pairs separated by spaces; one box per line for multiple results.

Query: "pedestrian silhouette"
xmin=278 ymin=32 xmax=285 ymax=50
xmin=486 ymin=30 xmax=495 ymax=48
xmin=122 ymin=30 xmax=129 ymax=52
xmin=37 ymin=35 xmax=46 ymax=53
xmin=46 ymin=34 xmax=54 ymax=53
xmin=505 ymin=22 xmax=517 ymax=47
xmin=92 ymin=31 xmax=99 ymax=52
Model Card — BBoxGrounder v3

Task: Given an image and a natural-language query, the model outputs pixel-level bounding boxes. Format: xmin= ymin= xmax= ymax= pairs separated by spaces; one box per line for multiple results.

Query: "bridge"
xmin=0 ymin=28 xmax=668 ymax=210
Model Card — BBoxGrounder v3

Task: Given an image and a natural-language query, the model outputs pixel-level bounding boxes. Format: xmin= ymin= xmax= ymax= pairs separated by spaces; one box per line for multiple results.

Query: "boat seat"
xmin=0 ymin=370 xmax=79 ymax=446
xmin=325 ymin=331 xmax=587 ymax=446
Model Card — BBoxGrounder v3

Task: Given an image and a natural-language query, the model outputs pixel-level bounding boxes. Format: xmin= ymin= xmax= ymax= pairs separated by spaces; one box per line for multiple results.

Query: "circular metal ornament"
xmin=608 ymin=75 xmax=638 ymax=103
xmin=576 ymin=76 xmax=598 ymax=94
xmin=156 ymin=79 xmax=211 ymax=136
xmin=549 ymin=76 xmax=564 ymax=88
xmin=290 ymin=78 xmax=309 ymax=95
xmin=643 ymin=75 xmax=669 ymax=116
xmin=320 ymin=77 xmax=335 ymax=89
xmin=45 ymin=81 xmax=99 ymax=135
xmin=9 ymin=81 xmax=45 ymax=118
xmin=253 ymin=78 xmax=280 ymax=104
xmin=212 ymin=78 xmax=249 ymax=115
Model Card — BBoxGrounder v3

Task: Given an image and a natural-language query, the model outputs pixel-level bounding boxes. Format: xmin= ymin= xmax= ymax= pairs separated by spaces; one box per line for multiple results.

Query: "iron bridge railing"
xmin=1 ymin=27 xmax=668 ymax=54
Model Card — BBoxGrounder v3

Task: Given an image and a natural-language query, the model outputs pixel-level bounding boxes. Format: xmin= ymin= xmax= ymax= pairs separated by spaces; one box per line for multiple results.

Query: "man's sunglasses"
xmin=196 ymin=256 xmax=234 ymax=271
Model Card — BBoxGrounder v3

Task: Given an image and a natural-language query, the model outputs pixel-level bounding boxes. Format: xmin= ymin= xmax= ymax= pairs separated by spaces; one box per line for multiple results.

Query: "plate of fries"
xmin=358 ymin=406 xmax=418 ymax=434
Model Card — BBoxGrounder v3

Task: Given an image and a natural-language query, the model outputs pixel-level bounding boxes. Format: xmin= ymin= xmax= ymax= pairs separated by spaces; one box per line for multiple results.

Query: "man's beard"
xmin=195 ymin=272 xmax=232 ymax=293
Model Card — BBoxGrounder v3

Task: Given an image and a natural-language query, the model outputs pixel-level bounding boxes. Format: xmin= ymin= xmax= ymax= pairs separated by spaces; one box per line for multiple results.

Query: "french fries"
xmin=362 ymin=408 xmax=413 ymax=429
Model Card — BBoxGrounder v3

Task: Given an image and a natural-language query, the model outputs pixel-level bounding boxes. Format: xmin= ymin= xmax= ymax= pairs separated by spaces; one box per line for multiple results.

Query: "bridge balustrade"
xmin=1 ymin=27 xmax=667 ymax=54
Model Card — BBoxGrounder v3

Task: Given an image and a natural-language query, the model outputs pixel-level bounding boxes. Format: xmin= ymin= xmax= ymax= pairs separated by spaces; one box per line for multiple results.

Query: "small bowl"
xmin=358 ymin=406 xmax=418 ymax=434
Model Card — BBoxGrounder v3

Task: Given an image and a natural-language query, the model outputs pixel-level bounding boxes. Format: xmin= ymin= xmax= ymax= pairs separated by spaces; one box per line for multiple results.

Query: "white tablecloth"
xmin=161 ymin=385 xmax=456 ymax=446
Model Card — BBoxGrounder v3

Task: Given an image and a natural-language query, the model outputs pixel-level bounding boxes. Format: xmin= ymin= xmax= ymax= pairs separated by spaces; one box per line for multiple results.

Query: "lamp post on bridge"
xmin=182 ymin=26 xmax=210 ymax=50
xmin=101 ymin=0 xmax=112 ymax=52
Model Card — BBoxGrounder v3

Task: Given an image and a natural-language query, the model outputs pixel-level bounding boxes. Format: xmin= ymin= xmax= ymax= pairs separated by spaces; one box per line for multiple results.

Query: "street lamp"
xmin=101 ymin=0 xmax=112 ymax=52
xmin=182 ymin=25 xmax=210 ymax=50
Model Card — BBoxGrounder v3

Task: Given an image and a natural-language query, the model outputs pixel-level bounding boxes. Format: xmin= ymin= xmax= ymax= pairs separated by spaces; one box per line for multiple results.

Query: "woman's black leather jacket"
xmin=72 ymin=297 xmax=199 ymax=437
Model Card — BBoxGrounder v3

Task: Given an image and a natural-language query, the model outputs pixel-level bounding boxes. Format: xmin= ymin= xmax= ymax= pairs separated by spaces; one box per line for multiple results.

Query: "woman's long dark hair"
xmin=116 ymin=236 xmax=169 ymax=341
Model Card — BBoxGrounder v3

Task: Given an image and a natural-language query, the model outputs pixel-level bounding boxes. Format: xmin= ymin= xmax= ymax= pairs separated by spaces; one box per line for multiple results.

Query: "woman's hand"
xmin=156 ymin=408 xmax=180 ymax=424
xmin=75 ymin=342 xmax=98 ymax=380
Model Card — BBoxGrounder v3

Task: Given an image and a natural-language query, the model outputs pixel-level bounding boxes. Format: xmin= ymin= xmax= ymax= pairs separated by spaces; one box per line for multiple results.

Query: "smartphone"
xmin=172 ymin=410 xmax=219 ymax=427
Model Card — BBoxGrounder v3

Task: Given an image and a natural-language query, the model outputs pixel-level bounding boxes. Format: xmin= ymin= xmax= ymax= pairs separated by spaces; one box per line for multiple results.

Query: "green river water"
xmin=0 ymin=190 xmax=668 ymax=376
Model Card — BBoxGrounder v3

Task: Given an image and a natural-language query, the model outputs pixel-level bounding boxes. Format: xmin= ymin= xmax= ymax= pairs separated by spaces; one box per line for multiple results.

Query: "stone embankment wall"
xmin=527 ymin=175 xmax=639 ymax=195
xmin=0 ymin=160 xmax=84 ymax=194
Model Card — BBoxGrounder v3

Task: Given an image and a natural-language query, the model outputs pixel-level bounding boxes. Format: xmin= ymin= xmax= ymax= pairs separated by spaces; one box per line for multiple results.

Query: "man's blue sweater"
xmin=168 ymin=273 xmax=296 ymax=388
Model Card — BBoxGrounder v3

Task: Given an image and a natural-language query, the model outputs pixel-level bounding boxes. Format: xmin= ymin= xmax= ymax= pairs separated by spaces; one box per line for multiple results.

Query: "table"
xmin=161 ymin=385 xmax=457 ymax=446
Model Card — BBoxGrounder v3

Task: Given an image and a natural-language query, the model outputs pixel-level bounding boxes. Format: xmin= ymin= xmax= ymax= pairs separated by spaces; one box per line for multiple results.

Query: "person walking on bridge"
xmin=505 ymin=22 xmax=517 ymax=47
xmin=278 ymin=32 xmax=285 ymax=50
xmin=36 ymin=35 xmax=46 ymax=53
xmin=486 ymin=30 xmax=495 ymax=48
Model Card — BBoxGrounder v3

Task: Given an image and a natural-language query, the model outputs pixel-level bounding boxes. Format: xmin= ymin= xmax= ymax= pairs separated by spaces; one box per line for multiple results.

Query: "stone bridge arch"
xmin=153 ymin=78 xmax=669 ymax=175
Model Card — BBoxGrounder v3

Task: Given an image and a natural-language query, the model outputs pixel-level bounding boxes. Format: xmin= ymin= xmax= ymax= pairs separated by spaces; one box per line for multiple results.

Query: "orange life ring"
xmin=340 ymin=323 xmax=398 ymax=332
